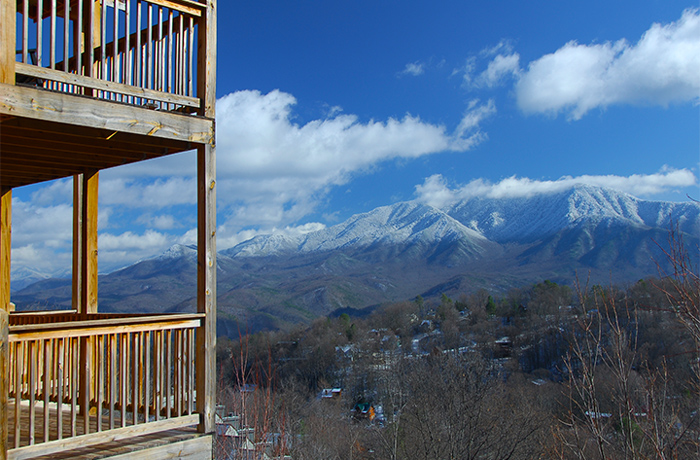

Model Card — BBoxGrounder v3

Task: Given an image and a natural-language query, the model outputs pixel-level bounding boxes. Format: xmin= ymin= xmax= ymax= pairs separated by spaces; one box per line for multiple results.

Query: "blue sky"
xmin=10 ymin=0 xmax=700 ymax=279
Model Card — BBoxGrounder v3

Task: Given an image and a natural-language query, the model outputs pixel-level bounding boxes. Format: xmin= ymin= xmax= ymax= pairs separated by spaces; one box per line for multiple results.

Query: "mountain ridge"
xmin=11 ymin=185 xmax=700 ymax=335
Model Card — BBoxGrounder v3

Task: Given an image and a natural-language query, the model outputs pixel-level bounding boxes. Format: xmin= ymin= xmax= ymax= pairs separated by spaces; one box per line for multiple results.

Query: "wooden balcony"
xmin=0 ymin=0 xmax=216 ymax=190
xmin=0 ymin=0 xmax=217 ymax=458
xmin=5 ymin=311 xmax=210 ymax=459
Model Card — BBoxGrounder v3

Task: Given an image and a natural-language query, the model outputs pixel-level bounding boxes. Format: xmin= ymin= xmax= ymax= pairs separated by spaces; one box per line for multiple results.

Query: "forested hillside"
xmin=214 ymin=243 xmax=700 ymax=459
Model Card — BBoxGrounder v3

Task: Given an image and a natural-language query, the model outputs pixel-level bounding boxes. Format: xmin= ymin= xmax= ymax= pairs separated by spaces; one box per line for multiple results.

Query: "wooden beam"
xmin=0 ymin=0 xmax=15 ymax=85
xmin=196 ymin=143 xmax=215 ymax=434
xmin=0 ymin=84 xmax=213 ymax=144
xmin=15 ymin=63 xmax=201 ymax=108
xmin=0 ymin=189 xmax=10 ymax=314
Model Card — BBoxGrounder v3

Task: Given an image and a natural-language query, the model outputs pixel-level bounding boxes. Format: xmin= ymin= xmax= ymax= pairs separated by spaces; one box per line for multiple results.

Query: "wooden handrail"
xmin=7 ymin=314 xmax=201 ymax=452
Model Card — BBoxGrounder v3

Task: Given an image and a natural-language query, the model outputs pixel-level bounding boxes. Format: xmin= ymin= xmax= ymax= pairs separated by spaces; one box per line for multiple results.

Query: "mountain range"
xmin=12 ymin=185 xmax=700 ymax=335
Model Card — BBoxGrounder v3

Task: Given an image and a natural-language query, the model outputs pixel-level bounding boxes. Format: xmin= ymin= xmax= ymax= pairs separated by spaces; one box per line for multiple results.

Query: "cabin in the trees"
xmin=0 ymin=0 xmax=217 ymax=458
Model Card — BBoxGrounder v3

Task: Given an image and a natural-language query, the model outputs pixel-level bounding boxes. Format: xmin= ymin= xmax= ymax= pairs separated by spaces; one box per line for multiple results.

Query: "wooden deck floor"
xmin=7 ymin=398 xmax=212 ymax=459
xmin=28 ymin=428 xmax=212 ymax=460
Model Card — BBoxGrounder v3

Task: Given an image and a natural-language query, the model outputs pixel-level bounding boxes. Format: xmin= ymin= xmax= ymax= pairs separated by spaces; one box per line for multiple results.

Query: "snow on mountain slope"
xmin=445 ymin=184 xmax=699 ymax=242
xmin=224 ymin=201 xmax=490 ymax=259
xmin=221 ymin=185 xmax=698 ymax=260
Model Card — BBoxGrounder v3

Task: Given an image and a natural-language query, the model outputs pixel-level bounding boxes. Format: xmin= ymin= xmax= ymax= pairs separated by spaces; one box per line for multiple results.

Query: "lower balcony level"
xmin=3 ymin=310 xmax=212 ymax=460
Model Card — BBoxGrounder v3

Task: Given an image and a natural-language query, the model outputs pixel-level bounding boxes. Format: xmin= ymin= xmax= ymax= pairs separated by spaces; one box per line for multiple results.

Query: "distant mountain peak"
xmin=156 ymin=243 xmax=198 ymax=260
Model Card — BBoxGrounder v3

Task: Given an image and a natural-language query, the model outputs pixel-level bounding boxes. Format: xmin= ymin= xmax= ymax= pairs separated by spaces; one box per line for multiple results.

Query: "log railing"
xmin=5 ymin=312 xmax=203 ymax=459
xmin=14 ymin=0 xmax=207 ymax=112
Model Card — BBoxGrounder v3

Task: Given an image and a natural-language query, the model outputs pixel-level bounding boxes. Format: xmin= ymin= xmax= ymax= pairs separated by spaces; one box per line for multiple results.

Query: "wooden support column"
xmin=0 ymin=0 xmax=15 ymax=85
xmin=196 ymin=0 xmax=217 ymax=435
xmin=0 ymin=189 xmax=11 ymax=313
xmin=72 ymin=172 xmax=99 ymax=314
xmin=196 ymin=142 xmax=216 ymax=434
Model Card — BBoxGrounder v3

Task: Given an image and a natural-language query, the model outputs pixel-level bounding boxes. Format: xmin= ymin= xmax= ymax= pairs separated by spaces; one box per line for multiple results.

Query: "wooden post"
xmin=196 ymin=0 xmax=216 ymax=435
xmin=0 ymin=309 xmax=7 ymax=460
xmin=0 ymin=189 xmax=11 ymax=314
xmin=196 ymin=142 xmax=216 ymax=434
xmin=0 ymin=0 xmax=15 ymax=85
xmin=77 ymin=171 xmax=99 ymax=314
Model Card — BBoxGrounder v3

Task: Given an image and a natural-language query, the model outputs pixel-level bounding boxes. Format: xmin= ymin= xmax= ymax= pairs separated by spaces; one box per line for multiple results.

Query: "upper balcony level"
xmin=0 ymin=0 xmax=216 ymax=190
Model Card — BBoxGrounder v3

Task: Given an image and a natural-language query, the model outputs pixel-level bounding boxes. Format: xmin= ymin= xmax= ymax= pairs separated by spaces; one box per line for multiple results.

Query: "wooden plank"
xmin=15 ymin=63 xmax=201 ymax=108
xmin=0 ymin=0 xmax=16 ymax=84
xmin=0 ymin=189 xmax=11 ymax=313
xmin=7 ymin=414 xmax=200 ymax=460
xmin=148 ymin=0 xmax=202 ymax=17
xmin=0 ymin=83 xmax=214 ymax=144
xmin=9 ymin=320 xmax=202 ymax=342
xmin=0 ymin=309 xmax=8 ymax=460
xmin=104 ymin=433 xmax=213 ymax=460
xmin=9 ymin=314 xmax=203 ymax=333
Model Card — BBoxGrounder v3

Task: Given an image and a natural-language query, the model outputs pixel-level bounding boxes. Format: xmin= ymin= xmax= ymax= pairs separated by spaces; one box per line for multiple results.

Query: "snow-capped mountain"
xmin=225 ymin=184 xmax=699 ymax=258
xmin=444 ymin=184 xmax=699 ymax=242
xmin=12 ymin=185 xmax=700 ymax=334
xmin=225 ymin=201 xmax=494 ymax=262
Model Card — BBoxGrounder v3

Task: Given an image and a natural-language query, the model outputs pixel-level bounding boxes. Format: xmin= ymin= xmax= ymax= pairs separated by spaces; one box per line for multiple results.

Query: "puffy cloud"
xmin=214 ymin=89 xmax=493 ymax=242
xmin=516 ymin=8 xmax=700 ymax=119
xmin=399 ymin=61 xmax=425 ymax=76
xmin=99 ymin=230 xmax=172 ymax=271
xmin=474 ymin=53 xmax=521 ymax=88
xmin=415 ymin=168 xmax=698 ymax=207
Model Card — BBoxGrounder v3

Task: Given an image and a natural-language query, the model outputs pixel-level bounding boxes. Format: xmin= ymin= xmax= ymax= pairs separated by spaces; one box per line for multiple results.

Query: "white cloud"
xmin=474 ymin=53 xmax=521 ymax=88
xmin=99 ymin=230 xmax=172 ymax=271
xmin=214 ymin=89 xmax=493 ymax=245
xmin=415 ymin=168 xmax=698 ymax=207
xmin=516 ymin=8 xmax=700 ymax=119
xmin=400 ymin=61 xmax=425 ymax=76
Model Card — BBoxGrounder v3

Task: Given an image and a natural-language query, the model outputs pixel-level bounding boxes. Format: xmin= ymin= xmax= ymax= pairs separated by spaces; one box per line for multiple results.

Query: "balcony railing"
xmin=14 ymin=0 xmax=206 ymax=112
xmin=5 ymin=312 xmax=203 ymax=459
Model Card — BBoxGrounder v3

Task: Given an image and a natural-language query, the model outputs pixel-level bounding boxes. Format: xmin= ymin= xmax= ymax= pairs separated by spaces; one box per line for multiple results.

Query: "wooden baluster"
xmin=63 ymin=0 xmax=69 ymax=72
xmin=57 ymin=338 xmax=64 ymax=440
xmin=36 ymin=0 xmax=43 ymax=67
xmin=136 ymin=0 xmax=142 ymax=90
xmin=96 ymin=334 xmax=104 ymax=432
xmin=165 ymin=329 xmax=172 ymax=418
xmin=187 ymin=16 xmax=193 ymax=97
xmin=14 ymin=341 xmax=22 ymax=448
xmin=131 ymin=332 xmax=139 ymax=425
xmin=113 ymin=0 xmax=119 ymax=85
xmin=144 ymin=330 xmax=150 ymax=423
xmin=167 ymin=8 xmax=173 ymax=99
xmin=74 ymin=0 xmax=82 ymax=76
xmin=22 ymin=0 xmax=28 ymax=64
xmin=71 ymin=337 xmax=78 ymax=436
xmin=50 ymin=0 xmax=56 ymax=69
xmin=43 ymin=339 xmax=50 ymax=443
xmin=120 ymin=332 xmax=127 ymax=427
xmin=124 ymin=0 xmax=131 ymax=89
xmin=101 ymin=0 xmax=107 ymax=83
xmin=147 ymin=2 xmax=153 ymax=90
xmin=109 ymin=333 xmax=116 ymax=430
xmin=28 ymin=340 xmax=36 ymax=445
